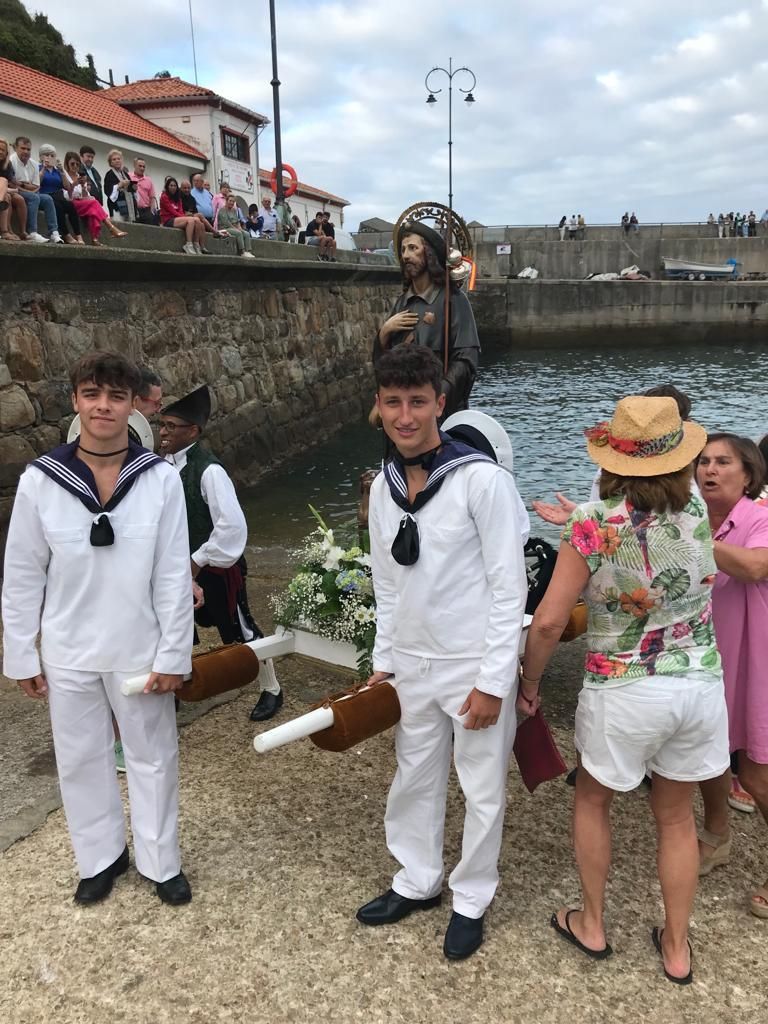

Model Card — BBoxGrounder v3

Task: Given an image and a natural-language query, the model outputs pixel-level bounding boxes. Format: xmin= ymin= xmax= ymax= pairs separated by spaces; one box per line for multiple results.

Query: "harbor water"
xmin=242 ymin=340 xmax=768 ymax=556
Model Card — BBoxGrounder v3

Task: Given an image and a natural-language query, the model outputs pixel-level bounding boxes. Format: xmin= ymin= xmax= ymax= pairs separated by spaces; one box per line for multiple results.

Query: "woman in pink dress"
xmin=62 ymin=151 xmax=126 ymax=246
xmin=696 ymin=434 xmax=768 ymax=918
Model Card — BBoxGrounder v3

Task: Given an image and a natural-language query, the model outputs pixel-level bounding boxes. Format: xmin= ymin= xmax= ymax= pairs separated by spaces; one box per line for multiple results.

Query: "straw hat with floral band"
xmin=585 ymin=396 xmax=707 ymax=477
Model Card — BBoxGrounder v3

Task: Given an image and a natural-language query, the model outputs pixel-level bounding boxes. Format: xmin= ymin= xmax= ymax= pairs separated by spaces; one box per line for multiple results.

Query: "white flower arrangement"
xmin=271 ymin=506 xmax=377 ymax=677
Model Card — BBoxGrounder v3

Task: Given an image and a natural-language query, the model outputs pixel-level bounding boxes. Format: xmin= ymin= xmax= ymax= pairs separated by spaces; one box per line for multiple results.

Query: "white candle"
xmin=253 ymin=706 xmax=335 ymax=753
xmin=120 ymin=673 xmax=156 ymax=696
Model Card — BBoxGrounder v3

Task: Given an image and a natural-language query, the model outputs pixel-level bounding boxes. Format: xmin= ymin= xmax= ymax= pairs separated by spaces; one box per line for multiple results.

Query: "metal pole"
xmin=188 ymin=0 xmax=198 ymax=85
xmin=447 ymin=56 xmax=453 ymax=215
xmin=269 ymin=0 xmax=284 ymax=207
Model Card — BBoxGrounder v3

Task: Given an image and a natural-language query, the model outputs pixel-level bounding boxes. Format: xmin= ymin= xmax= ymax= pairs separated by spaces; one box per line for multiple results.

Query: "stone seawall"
xmin=475 ymin=237 xmax=768 ymax=281
xmin=471 ymin=279 xmax=768 ymax=346
xmin=0 ymin=245 xmax=400 ymax=547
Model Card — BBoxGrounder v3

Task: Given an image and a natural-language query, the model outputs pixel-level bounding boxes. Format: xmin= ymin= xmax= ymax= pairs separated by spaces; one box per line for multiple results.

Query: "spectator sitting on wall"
xmin=321 ymin=211 xmax=336 ymax=239
xmin=217 ymin=194 xmax=255 ymax=259
xmin=306 ymin=210 xmax=337 ymax=261
xmin=179 ymin=179 xmax=217 ymax=235
xmin=39 ymin=143 xmax=84 ymax=244
xmin=62 ymin=151 xmax=126 ymax=247
xmin=621 ymin=211 xmax=630 ymax=234
xmin=707 ymin=212 xmax=715 ymax=231
xmin=213 ymin=184 xmax=246 ymax=231
xmin=190 ymin=174 xmax=215 ymax=221
xmin=290 ymin=214 xmax=302 ymax=243
xmin=629 ymin=212 xmax=639 ymax=232
xmin=160 ymin=177 xmax=207 ymax=256
xmin=258 ymin=196 xmax=278 ymax=239
xmin=104 ymin=149 xmax=137 ymax=222
xmin=79 ymin=145 xmax=104 ymax=205
xmin=9 ymin=136 xmax=58 ymax=243
xmin=0 ymin=136 xmax=29 ymax=241
xmin=130 ymin=158 xmax=159 ymax=225
xmin=558 ymin=214 xmax=567 ymax=241
xmin=245 ymin=204 xmax=263 ymax=238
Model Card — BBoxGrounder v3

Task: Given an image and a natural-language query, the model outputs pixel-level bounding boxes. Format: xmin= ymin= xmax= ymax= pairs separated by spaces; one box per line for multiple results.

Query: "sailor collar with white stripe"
xmin=384 ymin=431 xmax=495 ymax=514
xmin=31 ymin=439 xmax=164 ymax=546
xmin=383 ymin=432 xmax=495 ymax=566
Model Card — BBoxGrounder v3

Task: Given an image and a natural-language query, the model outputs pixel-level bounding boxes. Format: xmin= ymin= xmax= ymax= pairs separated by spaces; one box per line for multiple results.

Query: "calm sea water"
xmin=242 ymin=340 xmax=768 ymax=555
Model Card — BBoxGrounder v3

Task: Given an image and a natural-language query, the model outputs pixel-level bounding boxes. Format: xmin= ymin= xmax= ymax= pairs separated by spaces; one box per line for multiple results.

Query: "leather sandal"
xmin=749 ymin=885 xmax=768 ymax=919
xmin=698 ymin=827 xmax=731 ymax=876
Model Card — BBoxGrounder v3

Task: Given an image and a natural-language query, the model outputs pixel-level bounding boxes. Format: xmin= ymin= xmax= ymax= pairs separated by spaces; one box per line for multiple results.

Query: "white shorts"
xmin=575 ymin=674 xmax=730 ymax=792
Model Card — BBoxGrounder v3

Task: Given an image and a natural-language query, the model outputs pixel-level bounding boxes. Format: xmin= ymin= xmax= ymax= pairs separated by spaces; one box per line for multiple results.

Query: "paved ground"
xmin=2 ymin=566 xmax=767 ymax=1024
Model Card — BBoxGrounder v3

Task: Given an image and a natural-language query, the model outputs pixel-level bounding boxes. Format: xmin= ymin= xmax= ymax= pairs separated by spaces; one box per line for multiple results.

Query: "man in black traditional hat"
xmin=372 ymin=221 xmax=480 ymax=418
xmin=159 ymin=386 xmax=283 ymax=722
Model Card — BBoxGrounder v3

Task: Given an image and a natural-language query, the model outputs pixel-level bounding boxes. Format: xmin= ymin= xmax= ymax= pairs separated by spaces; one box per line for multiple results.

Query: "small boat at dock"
xmin=663 ymin=257 xmax=739 ymax=280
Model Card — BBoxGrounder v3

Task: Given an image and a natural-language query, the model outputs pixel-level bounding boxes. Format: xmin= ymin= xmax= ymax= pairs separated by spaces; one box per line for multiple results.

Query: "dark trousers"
xmin=52 ymin=196 xmax=81 ymax=236
xmin=193 ymin=560 xmax=262 ymax=646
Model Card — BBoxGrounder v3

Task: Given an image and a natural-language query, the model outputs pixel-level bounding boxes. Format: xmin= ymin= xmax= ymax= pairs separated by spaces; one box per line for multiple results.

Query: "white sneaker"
xmin=182 ymin=242 xmax=197 ymax=255
xmin=241 ymin=251 xmax=255 ymax=259
xmin=49 ymin=230 xmax=63 ymax=244
xmin=28 ymin=232 xmax=48 ymax=244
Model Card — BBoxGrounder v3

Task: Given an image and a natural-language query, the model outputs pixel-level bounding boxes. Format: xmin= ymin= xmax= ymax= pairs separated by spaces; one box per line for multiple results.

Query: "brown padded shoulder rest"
xmin=310 ymin=682 xmax=401 ymax=752
xmin=179 ymin=643 xmax=260 ymax=702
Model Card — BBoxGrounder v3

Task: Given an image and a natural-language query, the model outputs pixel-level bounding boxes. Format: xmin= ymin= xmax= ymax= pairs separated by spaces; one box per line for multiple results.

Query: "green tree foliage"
xmin=0 ymin=0 xmax=99 ymax=89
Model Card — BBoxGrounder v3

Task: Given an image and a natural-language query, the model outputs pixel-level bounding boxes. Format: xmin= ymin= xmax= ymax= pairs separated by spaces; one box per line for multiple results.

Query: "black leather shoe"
xmin=356 ymin=888 xmax=441 ymax=926
xmin=443 ymin=911 xmax=485 ymax=960
xmin=156 ymin=870 xmax=192 ymax=905
xmin=74 ymin=845 xmax=129 ymax=905
xmin=249 ymin=688 xmax=284 ymax=722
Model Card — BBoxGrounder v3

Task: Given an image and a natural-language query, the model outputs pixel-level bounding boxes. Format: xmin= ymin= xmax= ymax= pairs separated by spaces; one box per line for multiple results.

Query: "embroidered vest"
xmin=180 ymin=443 xmax=222 ymax=553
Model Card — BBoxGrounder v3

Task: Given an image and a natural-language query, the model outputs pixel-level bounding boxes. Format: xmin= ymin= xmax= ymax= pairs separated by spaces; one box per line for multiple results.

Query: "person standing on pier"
xmin=357 ymin=345 xmax=527 ymax=960
xmin=2 ymin=352 xmax=194 ymax=906
xmin=158 ymin=385 xmax=283 ymax=722
xmin=373 ymin=221 xmax=479 ymax=418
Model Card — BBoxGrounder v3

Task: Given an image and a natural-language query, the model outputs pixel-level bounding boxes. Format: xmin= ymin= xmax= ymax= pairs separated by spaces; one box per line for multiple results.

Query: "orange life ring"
xmin=269 ymin=164 xmax=298 ymax=198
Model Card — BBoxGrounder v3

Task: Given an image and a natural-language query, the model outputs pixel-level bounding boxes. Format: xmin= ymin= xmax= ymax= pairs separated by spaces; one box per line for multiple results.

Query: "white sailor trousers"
xmin=44 ymin=664 xmax=181 ymax=882
xmin=385 ymin=652 xmax=517 ymax=919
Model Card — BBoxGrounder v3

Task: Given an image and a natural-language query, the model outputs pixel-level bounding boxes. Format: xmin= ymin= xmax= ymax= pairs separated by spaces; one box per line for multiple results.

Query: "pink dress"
xmin=69 ymin=179 xmax=108 ymax=240
xmin=712 ymin=497 xmax=768 ymax=762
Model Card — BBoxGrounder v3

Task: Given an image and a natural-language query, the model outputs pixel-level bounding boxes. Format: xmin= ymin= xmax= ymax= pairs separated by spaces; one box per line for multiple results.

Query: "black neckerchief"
xmin=383 ymin=432 xmax=495 ymax=565
xmin=30 ymin=439 xmax=163 ymax=546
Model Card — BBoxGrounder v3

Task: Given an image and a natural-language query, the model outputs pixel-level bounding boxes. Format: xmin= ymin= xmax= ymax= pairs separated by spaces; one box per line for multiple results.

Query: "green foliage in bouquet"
xmin=271 ymin=506 xmax=376 ymax=678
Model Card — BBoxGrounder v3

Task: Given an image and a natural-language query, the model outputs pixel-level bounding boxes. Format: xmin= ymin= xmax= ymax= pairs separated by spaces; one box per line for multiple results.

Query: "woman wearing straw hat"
xmin=519 ymin=396 xmax=729 ymax=985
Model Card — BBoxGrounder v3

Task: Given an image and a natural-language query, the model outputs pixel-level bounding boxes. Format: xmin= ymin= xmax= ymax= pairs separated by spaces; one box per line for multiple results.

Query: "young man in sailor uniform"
xmin=2 ymin=352 xmax=194 ymax=906
xmin=357 ymin=345 xmax=527 ymax=960
xmin=158 ymin=386 xmax=283 ymax=722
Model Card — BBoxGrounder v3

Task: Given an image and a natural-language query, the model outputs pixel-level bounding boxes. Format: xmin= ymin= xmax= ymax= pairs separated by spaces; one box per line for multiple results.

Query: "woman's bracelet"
xmin=519 ymin=670 xmax=542 ymax=686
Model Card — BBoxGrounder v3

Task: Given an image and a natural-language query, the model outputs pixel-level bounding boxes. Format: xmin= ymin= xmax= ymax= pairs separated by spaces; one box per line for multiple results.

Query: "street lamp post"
xmin=425 ymin=57 xmax=476 ymax=224
xmin=425 ymin=58 xmax=476 ymax=372
xmin=268 ymin=0 xmax=284 ymax=207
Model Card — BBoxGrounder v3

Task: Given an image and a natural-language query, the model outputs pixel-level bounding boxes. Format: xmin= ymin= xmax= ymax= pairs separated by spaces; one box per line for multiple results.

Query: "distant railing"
xmin=471 ymin=221 xmax=724 ymax=231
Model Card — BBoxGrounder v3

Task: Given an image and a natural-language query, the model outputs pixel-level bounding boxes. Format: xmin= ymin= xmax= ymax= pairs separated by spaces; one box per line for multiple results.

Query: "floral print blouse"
xmin=563 ymin=494 xmax=721 ymax=688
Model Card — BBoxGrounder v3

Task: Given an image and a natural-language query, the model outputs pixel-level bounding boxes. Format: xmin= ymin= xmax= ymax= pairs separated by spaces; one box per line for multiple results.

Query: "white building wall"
xmin=0 ymin=100 xmax=205 ymax=204
xmin=129 ymin=103 xmax=261 ymax=206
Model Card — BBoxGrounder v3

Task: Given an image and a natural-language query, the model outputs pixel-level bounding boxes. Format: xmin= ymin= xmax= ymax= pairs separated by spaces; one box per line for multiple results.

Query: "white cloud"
xmin=21 ymin=0 xmax=768 ymax=226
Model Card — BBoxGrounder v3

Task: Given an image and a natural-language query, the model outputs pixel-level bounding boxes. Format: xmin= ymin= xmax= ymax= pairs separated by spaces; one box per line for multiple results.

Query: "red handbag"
xmin=513 ymin=710 xmax=568 ymax=793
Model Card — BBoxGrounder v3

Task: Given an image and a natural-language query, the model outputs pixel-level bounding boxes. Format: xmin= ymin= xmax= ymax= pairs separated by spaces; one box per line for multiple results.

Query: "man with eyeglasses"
xmin=159 ymin=386 xmax=284 ymax=722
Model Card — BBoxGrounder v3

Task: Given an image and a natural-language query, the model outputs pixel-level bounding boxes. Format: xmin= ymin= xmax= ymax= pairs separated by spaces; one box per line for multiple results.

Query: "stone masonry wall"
xmin=0 ymin=263 xmax=398 ymax=547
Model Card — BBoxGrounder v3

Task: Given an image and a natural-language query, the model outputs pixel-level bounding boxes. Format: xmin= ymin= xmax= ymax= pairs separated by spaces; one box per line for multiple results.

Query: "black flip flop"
xmin=550 ymin=909 xmax=613 ymax=960
xmin=651 ymin=926 xmax=693 ymax=985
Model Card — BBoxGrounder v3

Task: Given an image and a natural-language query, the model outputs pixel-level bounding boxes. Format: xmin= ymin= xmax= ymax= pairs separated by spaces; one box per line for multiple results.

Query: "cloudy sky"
xmin=33 ymin=0 xmax=768 ymax=228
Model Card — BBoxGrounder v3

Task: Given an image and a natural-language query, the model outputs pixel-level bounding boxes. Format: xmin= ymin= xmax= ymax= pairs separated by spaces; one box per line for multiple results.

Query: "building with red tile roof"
xmin=0 ymin=58 xmax=206 ymax=160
